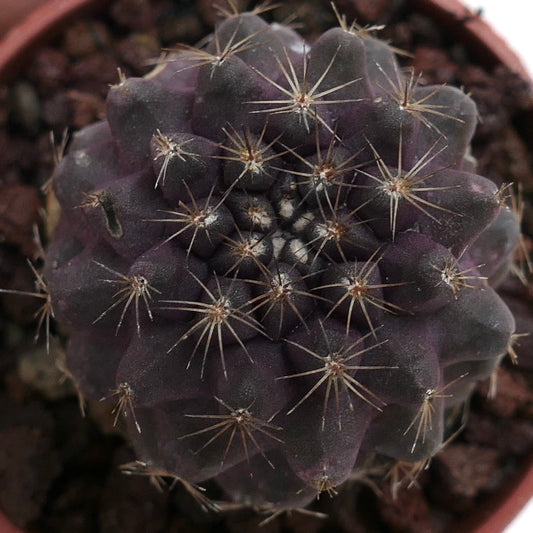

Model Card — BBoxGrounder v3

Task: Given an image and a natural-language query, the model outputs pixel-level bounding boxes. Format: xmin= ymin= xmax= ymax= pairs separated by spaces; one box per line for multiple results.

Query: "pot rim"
xmin=410 ymin=0 xmax=532 ymax=83
xmin=464 ymin=451 xmax=533 ymax=533
xmin=0 ymin=0 xmax=108 ymax=82
xmin=0 ymin=510 xmax=22 ymax=533
xmin=0 ymin=1 xmax=532 ymax=533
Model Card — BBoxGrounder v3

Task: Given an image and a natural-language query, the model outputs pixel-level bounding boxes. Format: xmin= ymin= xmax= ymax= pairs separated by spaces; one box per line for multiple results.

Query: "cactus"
xmin=40 ymin=4 xmax=520 ymax=514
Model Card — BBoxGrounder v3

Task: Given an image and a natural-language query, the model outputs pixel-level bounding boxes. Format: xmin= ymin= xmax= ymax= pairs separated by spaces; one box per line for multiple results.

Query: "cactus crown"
xmin=37 ymin=2 xmax=519 ymax=513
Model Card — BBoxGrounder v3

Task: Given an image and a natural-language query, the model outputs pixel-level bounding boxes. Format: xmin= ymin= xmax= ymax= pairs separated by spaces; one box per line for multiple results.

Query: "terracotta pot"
xmin=0 ymin=1 xmax=531 ymax=532
xmin=0 ymin=512 xmax=22 ymax=533
xmin=410 ymin=0 xmax=531 ymax=81
xmin=0 ymin=0 xmax=47 ymax=38
xmin=0 ymin=0 xmax=108 ymax=81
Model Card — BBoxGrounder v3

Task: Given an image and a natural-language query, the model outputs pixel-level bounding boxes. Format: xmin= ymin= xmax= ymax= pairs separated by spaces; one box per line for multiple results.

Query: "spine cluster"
xmin=39 ymin=6 xmax=519 ymax=512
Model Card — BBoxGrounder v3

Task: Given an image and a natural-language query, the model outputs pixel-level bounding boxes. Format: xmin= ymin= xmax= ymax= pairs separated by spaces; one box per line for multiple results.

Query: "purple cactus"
xmin=41 ymin=6 xmax=519 ymax=513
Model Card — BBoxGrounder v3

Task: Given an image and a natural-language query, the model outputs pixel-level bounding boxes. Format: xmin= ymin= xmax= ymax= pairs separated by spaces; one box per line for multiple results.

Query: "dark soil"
xmin=1 ymin=1 xmax=533 ymax=532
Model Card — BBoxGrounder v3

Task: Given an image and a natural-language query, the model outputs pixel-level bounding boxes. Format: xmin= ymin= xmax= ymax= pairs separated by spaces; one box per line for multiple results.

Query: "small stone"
xmin=42 ymin=91 xmax=71 ymax=128
xmin=115 ymin=33 xmax=161 ymax=74
xmin=9 ymin=82 xmax=40 ymax=136
xmin=196 ymin=0 xmax=250 ymax=27
xmin=63 ymin=20 xmax=111 ymax=58
xmin=432 ymin=444 xmax=502 ymax=512
xmin=0 ymin=131 xmax=40 ymax=183
xmin=70 ymin=53 xmax=123 ymax=97
xmin=477 ymin=367 xmax=533 ymax=418
xmin=67 ymin=90 xmax=105 ymax=129
xmin=464 ymin=412 xmax=533 ymax=455
xmin=111 ymin=0 xmax=155 ymax=32
xmin=412 ymin=46 xmax=458 ymax=84
xmin=28 ymin=48 xmax=70 ymax=96
xmin=158 ymin=11 xmax=204 ymax=44
xmin=0 ymin=184 xmax=42 ymax=256
xmin=17 ymin=342 xmax=74 ymax=401
xmin=0 ymin=257 xmax=42 ymax=325
xmin=346 ymin=0 xmax=394 ymax=23
xmin=376 ymin=482 xmax=434 ymax=533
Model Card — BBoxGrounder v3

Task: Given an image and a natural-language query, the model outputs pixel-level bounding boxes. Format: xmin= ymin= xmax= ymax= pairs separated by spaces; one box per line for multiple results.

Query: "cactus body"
xmin=44 ymin=9 xmax=518 ymax=511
